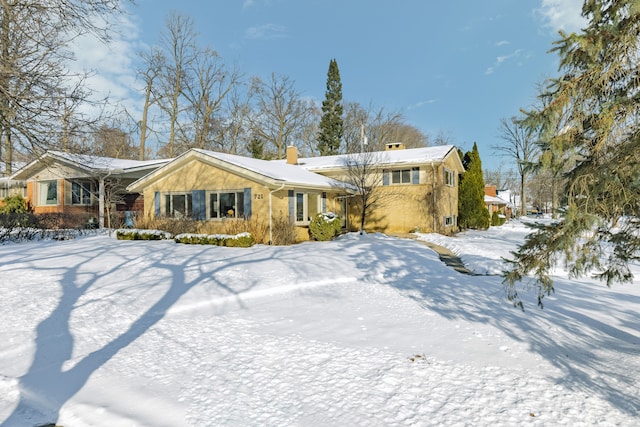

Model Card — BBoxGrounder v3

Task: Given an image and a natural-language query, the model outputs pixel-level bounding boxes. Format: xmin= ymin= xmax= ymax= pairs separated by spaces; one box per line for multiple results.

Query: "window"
xmin=72 ymin=181 xmax=93 ymax=205
xmin=444 ymin=169 xmax=455 ymax=187
xmin=444 ymin=216 xmax=457 ymax=227
xmin=383 ymin=167 xmax=419 ymax=185
xmin=38 ymin=180 xmax=58 ymax=205
xmin=296 ymin=193 xmax=305 ymax=222
xmin=165 ymin=193 xmax=192 ymax=218
xmin=293 ymin=192 xmax=322 ymax=224
xmin=209 ymin=191 xmax=244 ymax=219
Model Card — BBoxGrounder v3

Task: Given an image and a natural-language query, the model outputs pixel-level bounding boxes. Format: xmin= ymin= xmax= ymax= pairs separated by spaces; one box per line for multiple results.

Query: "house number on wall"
xmin=254 ymin=194 xmax=264 ymax=200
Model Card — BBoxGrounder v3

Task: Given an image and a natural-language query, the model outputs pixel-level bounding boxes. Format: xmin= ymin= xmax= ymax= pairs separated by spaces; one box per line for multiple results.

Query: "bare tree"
xmin=156 ymin=12 xmax=197 ymax=158
xmin=181 ymin=47 xmax=239 ymax=150
xmin=137 ymin=47 xmax=165 ymax=160
xmin=219 ymin=83 xmax=253 ymax=155
xmin=494 ymin=116 xmax=539 ymax=216
xmin=0 ymin=0 xmax=132 ymax=173
xmin=91 ymin=121 xmax=137 ymax=159
xmin=342 ymin=102 xmax=370 ymax=154
xmin=341 ymin=150 xmax=392 ymax=234
xmin=249 ymin=73 xmax=311 ymax=159
xmin=342 ymin=103 xmax=429 ymax=154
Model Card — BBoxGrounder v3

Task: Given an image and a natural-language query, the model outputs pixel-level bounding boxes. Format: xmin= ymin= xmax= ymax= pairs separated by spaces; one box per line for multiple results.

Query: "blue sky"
xmin=76 ymin=0 xmax=586 ymax=170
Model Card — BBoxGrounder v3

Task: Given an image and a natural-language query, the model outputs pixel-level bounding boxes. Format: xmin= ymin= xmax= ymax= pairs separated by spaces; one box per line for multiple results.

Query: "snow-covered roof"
xmin=10 ymin=151 xmax=172 ymax=180
xmin=485 ymin=195 xmax=508 ymax=205
xmin=192 ymin=149 xmax=350 ymax=189
xmin=46 ymin=151 xmax=170 ymax=172
xmin=290 ymin=145 xmax=459 ymax=171
xmin=128 ymin=148 xmax=353 ymax=193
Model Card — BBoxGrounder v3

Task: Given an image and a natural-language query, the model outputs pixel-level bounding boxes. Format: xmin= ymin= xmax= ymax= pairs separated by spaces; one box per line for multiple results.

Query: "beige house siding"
xmin=141 ymin=157 xmax=347 ymax=241
xmin=129 ymin=146 xmax=463 ymax=240
xmin=314 ymin=152 xmax=461 ymax=235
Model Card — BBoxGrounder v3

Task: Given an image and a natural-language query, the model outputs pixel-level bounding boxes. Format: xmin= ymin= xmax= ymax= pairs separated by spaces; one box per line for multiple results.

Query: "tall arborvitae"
xmin=504 ymin=0 xmax=640 ymax=309
xmin=317 ymin=59 xmax=344 ymax=156
xmin=458 ymin=142 xmax=490 ymax=230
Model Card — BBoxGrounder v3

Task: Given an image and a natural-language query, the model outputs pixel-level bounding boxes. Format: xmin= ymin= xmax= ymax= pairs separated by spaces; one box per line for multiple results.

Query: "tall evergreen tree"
xmin=458 ymin=143 xmax=490 ymax=230
xmin=505 ymin=0 xmax=640 ymax=309
xmin=317 ymin=59 xmax=344 ymax=156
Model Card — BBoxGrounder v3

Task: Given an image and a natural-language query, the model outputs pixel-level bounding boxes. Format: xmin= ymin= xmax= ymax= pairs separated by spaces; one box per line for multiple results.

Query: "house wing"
xmin=10 ymin=151 xmax=171 ymax=181
xmin=290 ymin=145 xmax=463 ymax=172
xmin=127 ymin=149 xmax=354 ymax=193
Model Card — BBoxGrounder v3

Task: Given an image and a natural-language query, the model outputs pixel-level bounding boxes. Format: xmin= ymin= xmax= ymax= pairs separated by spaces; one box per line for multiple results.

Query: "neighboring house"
xmin=9 ymin=151 xmax=170 ymax=227
xmin=0 ymin=178 xmax=27 ymax=202
xmin=0 ymin=162 xmax=27 ymax=208
xmin=485 ymin=185 xmax=510 ymax=218
xmin=127 ymin=143 xmax=464 ymax=241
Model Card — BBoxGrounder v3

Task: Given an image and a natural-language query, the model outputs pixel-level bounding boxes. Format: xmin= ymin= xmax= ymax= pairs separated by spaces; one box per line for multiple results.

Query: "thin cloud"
xmin=243 ymin=0 xmax=256 ymax=8
xmin=245 ymin=23 xmax=287 ymax=40
xmin=485 ymin=49 xmax=524 ymax=75
xmin=407 ymin=99 xmax=437 ymax=110
xmin=537 ymin=0 xmax=586 ymax=33
xmin=495 ymin=40 xmax=510 ymax=47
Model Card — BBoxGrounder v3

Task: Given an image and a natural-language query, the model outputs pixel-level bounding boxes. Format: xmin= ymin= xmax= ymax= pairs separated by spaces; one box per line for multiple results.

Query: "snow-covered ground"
xmin=0 ymin=220 xmax=638 ymax=426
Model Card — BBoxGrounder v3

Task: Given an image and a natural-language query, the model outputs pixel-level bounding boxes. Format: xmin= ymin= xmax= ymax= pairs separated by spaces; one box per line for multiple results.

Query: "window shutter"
xmin=288 ymin=190 xmax=294 ymax=224
xmin=412 ymin=167 xmax=419 ymax=184
xmin=192 ymin=190 xmax=206 ymax=220
xmin=322 ymin=192 xmax=327 ymax=212
xmin=383 ymin=170 xmax=389 ymax=186
xmin=154 ymin=191 xmax=160 ymax=216
xmin=243 ymin=188 xmax=252 ymax=219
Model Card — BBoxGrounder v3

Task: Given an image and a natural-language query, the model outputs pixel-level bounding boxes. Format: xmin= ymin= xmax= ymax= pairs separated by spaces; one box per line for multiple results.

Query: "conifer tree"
xmin=504 ymin=0 xmax=640 ymax=309
xmin=458 ymin=143 xmax=490 ymax=230
xmin=317 ymin=59 xmax=344 ymax=156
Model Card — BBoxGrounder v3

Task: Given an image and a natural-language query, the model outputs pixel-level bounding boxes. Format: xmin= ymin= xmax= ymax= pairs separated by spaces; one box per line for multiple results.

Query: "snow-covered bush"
xmin=309 ymin=212 xmax=341 ymax=241
xmin=116 ymin=228 xmax=172 ymax=241
xmin=174 ymin=232 xmax=254 ymax=247
xmin=491 ymin=211 xmax=506 ymax=226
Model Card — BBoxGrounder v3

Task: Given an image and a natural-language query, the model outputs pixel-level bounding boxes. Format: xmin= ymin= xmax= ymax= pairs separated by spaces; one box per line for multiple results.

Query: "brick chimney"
xmin=286 ymin=145 xmax=298 ymax=165
xmin=485 ymin=185 xmax=497 ymax=197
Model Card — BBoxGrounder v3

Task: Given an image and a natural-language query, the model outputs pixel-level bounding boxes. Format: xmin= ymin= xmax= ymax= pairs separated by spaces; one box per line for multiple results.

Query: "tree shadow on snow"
xmin=1 ymin=236 xmax=279 ymax=426
xmin=342 ymin=234 xmax=640 ymax=417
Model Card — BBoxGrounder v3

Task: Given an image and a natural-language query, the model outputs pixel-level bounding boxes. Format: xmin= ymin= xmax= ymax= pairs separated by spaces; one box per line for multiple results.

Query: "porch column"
xmin=99 ymin=177 xmax=105 ymax=228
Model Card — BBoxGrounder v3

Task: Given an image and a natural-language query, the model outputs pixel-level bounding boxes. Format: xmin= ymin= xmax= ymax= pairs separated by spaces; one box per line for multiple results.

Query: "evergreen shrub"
xmin=491 ymin=211 xmax=506 ymax=226
xmin=309 ymin=212 xmax=341 ymax=241
xmin=174 ymin=232 xmax=254 ymax=247
xmin=116 ymin=229 xmax=172 ymax=240
xmin=0 ymin=194 xmax=29 ymax=214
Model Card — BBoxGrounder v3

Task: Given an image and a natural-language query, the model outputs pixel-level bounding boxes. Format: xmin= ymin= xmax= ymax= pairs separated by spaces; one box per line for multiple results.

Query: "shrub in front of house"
xmin=116 ymin=229 xmax=173 ymax=240
xmin=271 ymin=215 xmax=297 ymax=245
xmin=174 ymin=232 xmax=254 ymax=247
xmin=0 ymin=194 xmax=29 ymax=214
xmin=491 ymin=211 xmax=506 ymax=226
xmin=309 ymin=212 xmax=341 ymax=241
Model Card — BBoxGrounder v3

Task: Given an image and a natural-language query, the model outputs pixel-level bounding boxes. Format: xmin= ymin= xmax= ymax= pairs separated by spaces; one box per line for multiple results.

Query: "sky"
xmin=74 ymin=0 xmax=587 ymax=171
xmin=1 ymin=220 xmax=638 ymax=425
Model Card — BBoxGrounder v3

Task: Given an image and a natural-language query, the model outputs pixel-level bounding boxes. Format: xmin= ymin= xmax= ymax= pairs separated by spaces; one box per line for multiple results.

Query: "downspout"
xmin=268 ymin=181 xmax=286 ymax=245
